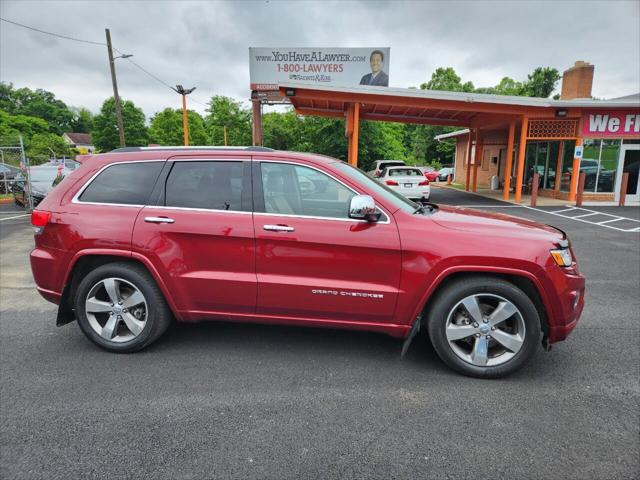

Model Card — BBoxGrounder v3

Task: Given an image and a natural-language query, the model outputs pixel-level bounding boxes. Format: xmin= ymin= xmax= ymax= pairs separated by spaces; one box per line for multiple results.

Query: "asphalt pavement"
xmin=1 ymin=192 xmax=639 ymax=479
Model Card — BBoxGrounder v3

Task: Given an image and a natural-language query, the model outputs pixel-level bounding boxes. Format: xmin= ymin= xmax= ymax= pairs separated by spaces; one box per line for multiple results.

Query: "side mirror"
xmin=349 ymin=195 xmax=381 ymax=222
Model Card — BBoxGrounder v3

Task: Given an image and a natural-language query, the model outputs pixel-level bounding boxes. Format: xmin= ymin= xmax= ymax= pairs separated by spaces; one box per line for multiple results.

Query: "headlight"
xmin=550 ymin=248 xmax=573 ymax=267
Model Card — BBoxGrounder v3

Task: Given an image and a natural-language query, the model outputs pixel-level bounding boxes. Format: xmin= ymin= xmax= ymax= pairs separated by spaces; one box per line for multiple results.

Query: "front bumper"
xmin=542 ymin=264 xmax=585 ymax=343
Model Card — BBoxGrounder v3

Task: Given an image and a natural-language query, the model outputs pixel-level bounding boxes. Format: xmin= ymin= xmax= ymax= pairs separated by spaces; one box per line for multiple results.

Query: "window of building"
xmin=79 ymin=162 xmax=164 ymax=205
xmin=261 ymin=163 xmax=355 ymax=219
xmin=165 ymin=161 xmax=244 ymax=211
xmin=559 ymin=140 xmax=576 ymax=192
xmin=580 ymin=139 xmax=620 ymax=193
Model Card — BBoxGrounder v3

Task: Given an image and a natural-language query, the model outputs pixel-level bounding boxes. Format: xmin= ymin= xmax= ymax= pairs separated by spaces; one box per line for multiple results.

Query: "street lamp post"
xmin=105 ymin=28 xmax=132 ymax=148
xmin=172 ymin=85 xmax=196 ymax=146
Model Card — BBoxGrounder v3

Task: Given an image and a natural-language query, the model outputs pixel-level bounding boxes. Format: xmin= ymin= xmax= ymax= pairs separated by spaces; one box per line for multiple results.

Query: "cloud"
xmin=1 ymin=0 xmax=638 ymax=119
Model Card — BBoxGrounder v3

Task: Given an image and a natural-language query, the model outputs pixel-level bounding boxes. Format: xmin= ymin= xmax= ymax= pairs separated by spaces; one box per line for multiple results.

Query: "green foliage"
xmin=92 ymin=97 xmax=148 ymax=151
xmin=70 ymin=107 xmax=94 ymax=133
xmin=25 ymin=133 xmax=72 ymax=165
xmin=420 ymin=67 xmax=475 ymax=92
xmin=149 ymin=108 xmax=208 ymax=146
xmin=0 ymin=109 xmax=49 ymax=142
xmin=205 ymin=96 xmax=252 ymax=146
xmin=524 ymin=67 xmax=561 ymax=98
xmin=0 ymin=82 xmax=74 ymax=134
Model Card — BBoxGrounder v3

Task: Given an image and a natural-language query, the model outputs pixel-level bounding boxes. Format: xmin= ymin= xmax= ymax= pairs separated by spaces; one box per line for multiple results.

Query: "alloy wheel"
xmin=84 ymin=277 xmax=148 ymax=343
xmin=445 ymin=293 xmax=526 ymax=367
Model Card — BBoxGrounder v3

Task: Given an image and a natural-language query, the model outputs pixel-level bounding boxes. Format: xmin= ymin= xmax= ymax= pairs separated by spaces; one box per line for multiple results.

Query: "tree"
xmin=92 ymin=97 xmax=148 ymax=151
xmin=0 ymin=82 xmax=74 ymax=134
xmin=0 ymin=109 xmax=49 ymax=141
xmin=205 ymin=96 xmax=252 ymax=146
xmin=149 ymin=108 xmax=208 ymax=146
xmin=420 ymin=67 xmax=475 ymax=92
xmin=524 ymin=67 xmax=561 ymax=98
xmin=25 ymin=132 xmax=72 ymax=165
xmin=70 ymin=107 xmax=94 ymax=133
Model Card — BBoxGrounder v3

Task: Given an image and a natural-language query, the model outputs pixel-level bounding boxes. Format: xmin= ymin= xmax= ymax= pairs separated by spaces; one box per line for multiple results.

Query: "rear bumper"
xmin=390 ymin=185 xmax=430 ymax=199
xmin=30 ymin=247 xmax=66 ymax=305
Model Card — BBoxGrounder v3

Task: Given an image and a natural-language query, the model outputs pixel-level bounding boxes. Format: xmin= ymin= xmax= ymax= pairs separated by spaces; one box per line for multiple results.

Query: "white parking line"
xmin=573 ymin=213 xmax=600 ymax=219
xmin=519 ymin=205 xmax=640 ymax=232
xmin=0 ymin=214 xmax=29 ymax=222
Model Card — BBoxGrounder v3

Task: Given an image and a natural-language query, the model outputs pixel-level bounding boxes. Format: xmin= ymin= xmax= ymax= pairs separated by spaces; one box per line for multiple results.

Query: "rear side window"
xmin=165 ymin=161 xmax=244 ymax=211
xmin=79 ymin=162 xmax=164 ymax=205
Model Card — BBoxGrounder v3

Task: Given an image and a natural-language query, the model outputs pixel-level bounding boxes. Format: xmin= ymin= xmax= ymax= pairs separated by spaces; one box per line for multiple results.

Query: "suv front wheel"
xmin=74 ymin=262 xmax=172 ymax=352
xmin=427 ymin=277 xmax=541 ymax=378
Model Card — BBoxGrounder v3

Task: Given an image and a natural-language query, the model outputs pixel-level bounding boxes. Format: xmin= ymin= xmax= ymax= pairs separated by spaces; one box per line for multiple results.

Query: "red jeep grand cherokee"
xmin=30 ymin=147 xmax=585 ymax=378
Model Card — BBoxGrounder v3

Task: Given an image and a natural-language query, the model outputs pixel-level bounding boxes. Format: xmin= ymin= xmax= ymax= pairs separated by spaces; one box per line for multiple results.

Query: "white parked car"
xmin=378 ymin=166 xmax=430 ymax=202
xmin=368 ymin=160 xmax=406 ymax=178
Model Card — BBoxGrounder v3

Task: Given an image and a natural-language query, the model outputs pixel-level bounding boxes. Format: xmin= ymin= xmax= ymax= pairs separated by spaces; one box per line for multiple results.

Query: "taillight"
xmin=385 ymin=180 xmax=398 ymax=186
xmin=418 ymin=180 xmax=430 ymax=186
xmin=31 ymin=210 xmax=51 ymax=234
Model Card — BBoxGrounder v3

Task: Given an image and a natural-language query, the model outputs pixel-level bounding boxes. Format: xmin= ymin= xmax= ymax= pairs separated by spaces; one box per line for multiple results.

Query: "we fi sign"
xmin=583 ymin=110 xmax=640 ymax=137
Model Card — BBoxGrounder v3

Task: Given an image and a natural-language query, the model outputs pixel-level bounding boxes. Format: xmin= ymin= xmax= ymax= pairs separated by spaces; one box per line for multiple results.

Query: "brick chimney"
xmin=560 ymin=61 xmax=594 ymax=100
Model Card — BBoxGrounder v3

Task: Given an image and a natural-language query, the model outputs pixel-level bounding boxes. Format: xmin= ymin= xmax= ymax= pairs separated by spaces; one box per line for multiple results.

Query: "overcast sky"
xmin=1 ymin=0 xmax=639 ymax=118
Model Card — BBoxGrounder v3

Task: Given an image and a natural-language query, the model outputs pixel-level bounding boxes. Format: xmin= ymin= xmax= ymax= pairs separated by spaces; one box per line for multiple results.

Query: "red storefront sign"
xmin=583 ymin=110 xmax=640 ymax=137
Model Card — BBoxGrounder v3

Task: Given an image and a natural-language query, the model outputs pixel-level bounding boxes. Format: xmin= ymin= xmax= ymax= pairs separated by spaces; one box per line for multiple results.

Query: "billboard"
xmin=249 ymin=47 xmax=391 ymax=91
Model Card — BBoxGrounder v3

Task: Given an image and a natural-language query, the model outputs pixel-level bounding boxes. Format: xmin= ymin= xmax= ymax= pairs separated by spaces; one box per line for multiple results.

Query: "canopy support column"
xmin=503 ymin=119 xmax=516 ymax=200
xmin=568 ymin=137 xmax=583 ymax=202
xmin=465 ymin=130 xmax=473 ymax=191
xmin=514 ymin=116 xmax=529 ymax=203
xmin=472 ymin=129 xmax=482 ymax=192
xmin=346 ymin=102 xmax=360 ymax=167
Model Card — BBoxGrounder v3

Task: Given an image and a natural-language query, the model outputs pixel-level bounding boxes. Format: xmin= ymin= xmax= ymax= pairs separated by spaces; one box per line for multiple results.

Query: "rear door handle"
xmin=144 ymin=216 xmax=175 ymax=224
xmin=263 ymin=224 xmax=295 ymax=232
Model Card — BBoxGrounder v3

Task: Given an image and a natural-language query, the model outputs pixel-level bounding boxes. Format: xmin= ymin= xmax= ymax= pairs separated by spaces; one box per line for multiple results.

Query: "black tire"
xmin=426 ymin=276 xmax=541 ymax=378
xmin=74 ymin=262 xmax=172 ymax=352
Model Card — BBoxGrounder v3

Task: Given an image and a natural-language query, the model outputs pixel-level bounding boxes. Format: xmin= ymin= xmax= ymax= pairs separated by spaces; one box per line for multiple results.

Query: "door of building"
xmin=617 ymin=145 xmax=640 ymax=204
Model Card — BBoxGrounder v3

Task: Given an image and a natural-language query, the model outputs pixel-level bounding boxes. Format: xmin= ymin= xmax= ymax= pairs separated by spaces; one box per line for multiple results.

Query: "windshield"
xmin=29 ymin=168 xmax=62 ymax=182
xmin=388 ymin=168 xmax=423 ymax=177
xmin=334 ymin=162 xmax=419 ymax=213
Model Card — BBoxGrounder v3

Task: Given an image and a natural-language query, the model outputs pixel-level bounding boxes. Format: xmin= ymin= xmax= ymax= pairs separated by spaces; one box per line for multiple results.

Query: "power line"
xmin=1 ymin=17 xmax=210 ymax=107
xmin=0 ymin=17 xmax=106 ymax=46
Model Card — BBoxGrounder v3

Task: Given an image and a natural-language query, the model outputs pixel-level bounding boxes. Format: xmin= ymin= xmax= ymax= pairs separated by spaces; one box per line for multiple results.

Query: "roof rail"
xmin=108 ymin=146 xmax=274 ymax=153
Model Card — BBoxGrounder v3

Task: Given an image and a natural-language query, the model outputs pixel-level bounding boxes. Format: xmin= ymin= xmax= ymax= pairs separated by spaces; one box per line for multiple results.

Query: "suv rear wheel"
xmin=427 ymin=277 xmax=540 ymax=378
xmin=74 ymin=262 xmax=172 ymax=352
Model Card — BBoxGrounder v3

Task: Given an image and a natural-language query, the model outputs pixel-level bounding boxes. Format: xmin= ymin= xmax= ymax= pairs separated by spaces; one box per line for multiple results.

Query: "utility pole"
xmin=173 ymin=85 xmax=196 ymax=146
xmin=105 ymin=28 xmax=126 ymax=147
xmin=223 ymin=126 xmax=228 ymax=146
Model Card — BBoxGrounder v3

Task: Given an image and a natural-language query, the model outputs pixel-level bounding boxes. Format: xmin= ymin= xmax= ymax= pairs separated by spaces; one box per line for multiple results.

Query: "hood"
xmin=431 ymin=205 xmax=564 ymax=242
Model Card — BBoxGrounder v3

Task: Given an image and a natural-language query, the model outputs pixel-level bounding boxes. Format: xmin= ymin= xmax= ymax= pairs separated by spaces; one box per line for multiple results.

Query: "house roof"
xmin=65 ymin=132 xmax=93 ymax=145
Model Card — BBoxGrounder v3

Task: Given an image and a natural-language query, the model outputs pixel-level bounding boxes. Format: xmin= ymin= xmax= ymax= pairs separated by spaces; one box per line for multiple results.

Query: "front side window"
xmin=260 ymin=163 xmax=355 ymax=219
xmin=165 ymin=161 xmax=244 ymax=211
xmin=79 ymin=162 xmax=163 ymax=205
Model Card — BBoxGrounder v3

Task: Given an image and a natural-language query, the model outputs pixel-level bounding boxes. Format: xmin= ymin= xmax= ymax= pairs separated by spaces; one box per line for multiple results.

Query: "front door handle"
xmin=263 ymin=224 xmax=295 ymax=232
xmin=144 ymin=216 xmax=175 ymax=224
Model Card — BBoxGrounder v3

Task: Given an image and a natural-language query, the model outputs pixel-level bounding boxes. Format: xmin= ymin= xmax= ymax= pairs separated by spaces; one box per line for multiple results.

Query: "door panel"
xmin=253 ymin=161 xmax=402 ymax=324
xmin=132 ymin=208 xmax=256 ymax=316
xmin=131 ymin=159 xmax=256 ymax=318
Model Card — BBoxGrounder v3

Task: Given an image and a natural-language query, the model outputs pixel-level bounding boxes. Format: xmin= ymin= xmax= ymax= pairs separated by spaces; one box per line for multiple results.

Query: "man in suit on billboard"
xmin=359 ymin=50 xmax=389 ymax=86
